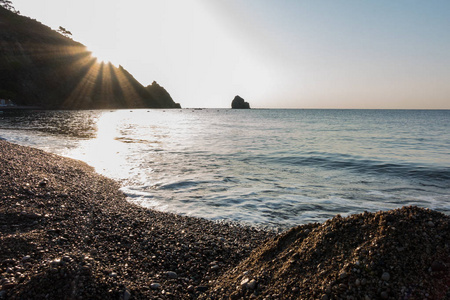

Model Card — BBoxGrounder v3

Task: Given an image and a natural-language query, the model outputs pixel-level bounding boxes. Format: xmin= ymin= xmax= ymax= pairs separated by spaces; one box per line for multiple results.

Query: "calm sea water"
xmin=1 ymin=109 xmax=449 ymax=229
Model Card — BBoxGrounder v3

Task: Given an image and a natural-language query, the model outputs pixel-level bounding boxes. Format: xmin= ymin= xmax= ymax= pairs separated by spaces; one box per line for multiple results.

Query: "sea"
xmin=0 ymin=109 xmax=449 ymax=230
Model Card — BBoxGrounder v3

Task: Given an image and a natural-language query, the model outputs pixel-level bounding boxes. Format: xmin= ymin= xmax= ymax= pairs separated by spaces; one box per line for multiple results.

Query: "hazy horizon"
xmin=12 ymin=0 xmax=450 ymax=109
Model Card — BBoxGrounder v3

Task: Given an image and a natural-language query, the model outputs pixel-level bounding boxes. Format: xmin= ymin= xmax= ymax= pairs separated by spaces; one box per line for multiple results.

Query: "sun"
xmin=87 ymin=46 xmax=119 ymax=65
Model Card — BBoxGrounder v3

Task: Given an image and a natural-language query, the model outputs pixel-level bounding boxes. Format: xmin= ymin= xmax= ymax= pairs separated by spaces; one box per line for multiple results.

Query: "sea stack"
xmin=231 ymin=95 xmax=250 ymax=109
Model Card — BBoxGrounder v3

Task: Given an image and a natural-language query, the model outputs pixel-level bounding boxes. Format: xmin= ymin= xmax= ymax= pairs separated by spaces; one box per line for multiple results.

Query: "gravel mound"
xmin=205 ymin=206 xmax=450 ymax=299
xmin=0 ymin=140 xmax=273 ymax=299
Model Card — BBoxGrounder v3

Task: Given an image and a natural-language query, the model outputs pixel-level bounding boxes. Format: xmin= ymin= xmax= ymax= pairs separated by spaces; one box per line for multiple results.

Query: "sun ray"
xmin=62 ymin=56 xmax=102 ymax=109
xmin=110 ymin=65 xmax=145 ymax=108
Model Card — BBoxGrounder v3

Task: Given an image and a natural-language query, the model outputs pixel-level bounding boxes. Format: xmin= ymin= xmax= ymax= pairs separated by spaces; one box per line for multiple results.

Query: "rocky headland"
xmin=0 ymin=6 xmax=180 ymax=109
xmin=1 ymin=139 xmax=449 ymax=299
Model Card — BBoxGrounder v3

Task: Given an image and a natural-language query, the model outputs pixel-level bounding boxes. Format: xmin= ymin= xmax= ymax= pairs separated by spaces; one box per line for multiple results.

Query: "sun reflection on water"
xmin=68 ymin=111 xmax=131 ymax=179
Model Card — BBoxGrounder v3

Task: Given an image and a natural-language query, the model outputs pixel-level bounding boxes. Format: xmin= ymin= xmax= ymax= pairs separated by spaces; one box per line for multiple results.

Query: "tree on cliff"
xmin=0 ymin=0 xmax=19 ymax=14
xmin=58 ymin=26 xmax=72 ymax=38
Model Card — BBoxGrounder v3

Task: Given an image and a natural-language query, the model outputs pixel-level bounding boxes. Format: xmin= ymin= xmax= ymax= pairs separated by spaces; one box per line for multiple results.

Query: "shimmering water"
xmin=1 ymin=109 xmax=449 ymax=229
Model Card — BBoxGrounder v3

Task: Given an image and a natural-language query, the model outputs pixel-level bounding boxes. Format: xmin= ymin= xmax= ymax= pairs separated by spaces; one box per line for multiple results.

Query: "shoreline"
xmin=1 ymin=140 xmax=449 ymax=299
xmin=0 ymin=140 xmax=273 ymax=299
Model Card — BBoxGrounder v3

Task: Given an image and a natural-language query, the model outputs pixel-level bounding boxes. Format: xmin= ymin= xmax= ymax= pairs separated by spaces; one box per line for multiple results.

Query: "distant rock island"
xmin=231 ymin=95 xmax=250 ymax=109
xmin=0 ymin=6 xmax=180 ymax=109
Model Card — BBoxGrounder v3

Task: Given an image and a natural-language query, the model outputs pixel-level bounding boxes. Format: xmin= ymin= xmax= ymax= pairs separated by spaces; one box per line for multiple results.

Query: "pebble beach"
xmin=1 ymin=139 xmax=449 ymax=299
xmin=0 ymin=140 xmax=273 ymax=299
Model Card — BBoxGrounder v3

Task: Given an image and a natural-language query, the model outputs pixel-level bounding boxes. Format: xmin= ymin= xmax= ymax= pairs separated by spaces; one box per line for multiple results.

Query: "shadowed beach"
xmin=0 ymin=140 xmax=272 ymax=299
xmin=1 ymin=140 xmax=449 ymax=299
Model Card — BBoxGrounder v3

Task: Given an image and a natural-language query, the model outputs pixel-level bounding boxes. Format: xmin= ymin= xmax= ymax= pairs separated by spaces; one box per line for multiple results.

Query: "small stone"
xmin=211 ymin=265 xmax=220 ymax=271
xmin=431 ymin=260 xmax=446 ymax=272
xmin=380 ymin=291 xmax=389 ymax=299
xmin=109 ymin=272 xmax=118 ymax=278
xmin=247 ymin=279 xmax=257 ymax=290
xmin=364 ymin=295 xmax=371 ymax=300
xmin=427 ymin=221 xmax=435 ymax=227
xmin=230 ymin=291 xmax=241 ymax=300
xmin=166 ymin=271 xmax=177 ymax=279
xmin=123 ymin=289 xmax=131 ymax=300
xmin=2 ymin=281 xmax=15 ymax=289
xmin=339 ymin=271 xmax=348 ymax=279
xmin=381 ymin=272 xmax=390 ymax=281
xmin=187 ymin=285 xmax=195 ymax=293
xmin=82 ymin=265 xmax=91 ymax=273
xmin=22 ymin=255 xmax=31 ymax=262
xmin=150 ymin=283 xmax=161 ymax=290
xmin=321 ymin=295 xmax=329 ymax=300
xmin=196 ymin=286 xmax=208 ymax=293
xmin=355 ymin=279 xmax=361 ymax=286
xmin=50 ymin=259 xmax=61 ymax=267
xmin=240 ymin=277 xmax=249 ymax=287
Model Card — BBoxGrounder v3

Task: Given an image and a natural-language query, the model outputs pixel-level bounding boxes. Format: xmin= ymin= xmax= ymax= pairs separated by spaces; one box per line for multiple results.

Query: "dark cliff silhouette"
xmin=231 ymin=95 xmax=250 ymax=109
xmin=0 ymin=7 xmax=181 ymax=109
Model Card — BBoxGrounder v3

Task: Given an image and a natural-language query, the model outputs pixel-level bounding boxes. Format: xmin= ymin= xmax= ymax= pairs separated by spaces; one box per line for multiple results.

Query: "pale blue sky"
xmin=13 ymin=0 xmax=450 ymax=108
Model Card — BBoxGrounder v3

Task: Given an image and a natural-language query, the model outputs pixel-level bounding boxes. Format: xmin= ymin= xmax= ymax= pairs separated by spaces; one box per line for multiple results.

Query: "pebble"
xmin=240 ymin=277 xmax=249 ymax=287
xmin=150 ymin=283 xmax=161 ymax=290
xmin=50 ymin=258 xmax=61 ymax=267
xmin=247 ymin=279 xmax=257 ymax=290
xmin=211 ymin=265 xmax=220 ymax=271
xmin=431 ymin=260 xmax=446 ymax=272
xmin=196 ymin=286 xmax=208 ymax=293
xmin=339 ymin=271 xmax=348 ymax=279
xmin=123 ymin=289 xmax=131 ymax=300
xmin=166 ymin=271 xmax=178 ymax=279
xmin=2 ymin=281 xmax=15 ymax=289
xmin=381 ymin=272 xmax=390 ymax=281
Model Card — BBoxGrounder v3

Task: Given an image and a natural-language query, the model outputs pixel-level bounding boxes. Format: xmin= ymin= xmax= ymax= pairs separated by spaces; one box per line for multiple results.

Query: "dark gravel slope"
xmin=205 ymin=207 xmax=450 ymax=299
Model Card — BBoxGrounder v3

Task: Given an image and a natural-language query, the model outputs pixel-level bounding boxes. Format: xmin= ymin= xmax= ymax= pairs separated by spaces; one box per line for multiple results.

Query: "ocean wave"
xmin=264 ymin=154 xmax=450 ymax=185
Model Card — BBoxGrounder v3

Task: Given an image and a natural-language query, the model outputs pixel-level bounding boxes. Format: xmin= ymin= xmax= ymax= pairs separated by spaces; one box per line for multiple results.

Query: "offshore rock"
xmin=231 ymin=95 xmax=250 ymax=109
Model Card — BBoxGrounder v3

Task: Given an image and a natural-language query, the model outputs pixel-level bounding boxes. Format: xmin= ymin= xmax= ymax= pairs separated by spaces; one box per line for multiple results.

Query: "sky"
xmin=12 ymin=0 xmax=450 ymax=109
